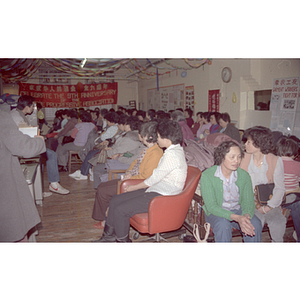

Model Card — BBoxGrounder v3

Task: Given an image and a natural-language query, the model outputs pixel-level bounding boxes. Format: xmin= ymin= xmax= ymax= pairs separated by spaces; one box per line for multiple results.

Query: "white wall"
xmin=137 ymin=58 xmax=300 ymax=129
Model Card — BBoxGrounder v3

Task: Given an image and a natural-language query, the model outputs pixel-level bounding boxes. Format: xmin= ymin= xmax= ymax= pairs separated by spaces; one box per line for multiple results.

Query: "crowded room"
xmin=1 ymin=58 xmax=300 ymax=244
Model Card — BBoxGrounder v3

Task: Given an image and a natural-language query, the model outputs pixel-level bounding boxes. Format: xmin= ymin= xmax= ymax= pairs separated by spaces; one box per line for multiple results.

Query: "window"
xmin=254 ymin=90 xmax=272 ymax=110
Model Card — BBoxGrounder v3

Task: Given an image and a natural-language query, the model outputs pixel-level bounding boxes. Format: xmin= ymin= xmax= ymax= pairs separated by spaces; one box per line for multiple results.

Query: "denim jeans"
xmin=284 ymin=200 xmax=300 ymax=242
xmin=46 ymin=148 xmax=60 ymax=183
xmin=205 ymin=208 xmax=262 ymax=242
xmin=80 ymin=149 xmax=100 ymax=175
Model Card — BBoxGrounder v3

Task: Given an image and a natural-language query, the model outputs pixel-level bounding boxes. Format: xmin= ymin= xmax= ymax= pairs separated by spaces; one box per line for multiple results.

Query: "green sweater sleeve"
xmin=236 ymin=168 xmax=255 ymax=218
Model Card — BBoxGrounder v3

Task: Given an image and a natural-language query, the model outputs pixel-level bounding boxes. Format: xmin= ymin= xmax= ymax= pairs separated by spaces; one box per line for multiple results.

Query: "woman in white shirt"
xmin=93 ymin=119 xmax=188 ymax=242
xmin=240 ymin=126 xmax=286 ymax=242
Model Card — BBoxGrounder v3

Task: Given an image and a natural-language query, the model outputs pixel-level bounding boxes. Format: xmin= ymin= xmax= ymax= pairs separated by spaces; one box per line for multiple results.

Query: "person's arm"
xmin=99 ymin=125 xmax=118 ymax=141
xmin=131 ymin=147 xmax=163 ymax=180
xmin=200 ymin=170 xmax=233 ymax=220
xmin=70 ymin=127 xmax=78 ymax=139
xmin=124 ymin=180 xmax=149 ymax=192
xmin=57 ymin=119 xmax=76 ymax=137
xmin=267 ymin=157 xmax=286 ymax=208
xmin=143 ymin=149 xmax=177 ymax=187
xmin=1 ymin=114 xmax=46 ymax=157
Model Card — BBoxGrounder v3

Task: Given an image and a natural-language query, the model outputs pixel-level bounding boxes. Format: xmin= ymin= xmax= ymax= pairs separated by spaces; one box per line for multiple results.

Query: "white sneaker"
xmin=69 ymin=170 xmax=81 ymax=178
xmin=89 ymin=172 xmax=94 ymax=181
xmin=49 ymin=182 xmax=70 ymax=195
xmin=43 ymin=191 xmax=53 ymax=197
xmin=75 ymin=174 xmax=88 ymax=181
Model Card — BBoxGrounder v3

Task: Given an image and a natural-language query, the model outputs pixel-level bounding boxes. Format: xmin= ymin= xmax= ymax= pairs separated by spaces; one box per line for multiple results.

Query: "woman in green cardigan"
xmin=200 ymin=140 xmax=262 ymax=242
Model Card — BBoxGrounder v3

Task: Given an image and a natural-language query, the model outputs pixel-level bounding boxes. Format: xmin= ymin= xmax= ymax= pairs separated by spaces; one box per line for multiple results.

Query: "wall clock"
xmin=221 ymin=67 xmax=232 ymax=83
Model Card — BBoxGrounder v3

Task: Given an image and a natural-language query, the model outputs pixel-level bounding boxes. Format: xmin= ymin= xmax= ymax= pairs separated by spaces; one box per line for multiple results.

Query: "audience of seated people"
xmin=25 ymin=105 xmax=299 ymax=243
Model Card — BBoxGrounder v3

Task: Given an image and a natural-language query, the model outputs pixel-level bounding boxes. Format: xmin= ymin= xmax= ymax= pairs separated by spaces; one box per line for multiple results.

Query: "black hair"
xmin=157 ymin=119 xmax=183 ymax=145
xmin=220 ymin=112 xmax=231 ymax=123
xmin=104 ymin=112 xmax=119 ymax=124
xmin=100 ymin=108 xmax=108 ymax=116
xmin=147 ymin=109 xmax=156 ymax=120
xmin=139 ymin=121 xmax=158 ymax=143
xmin=136 ymin=110 xmax=146 ymax=119
xmin=79 ymin=110 xmax=92 ymax=123
xmin=184 ymin=108 xmax=193 ymax=118
xmin=214 ymin=140 xmax=244 ymax=165
xmin=275 ymin=136 xmax=299 ymax=157
xmin=125 ymin=116 xmax=140 ymax=131
xmin=242 ymin=126 xmax=274 ymax=154
xmin=36 ymin=102 xmax=43 ymax=110
xmin=16 ymin=95 xmax=34 ymax=110
xmin=210 ymin=111 xmax=221 ymax=123
xmin=118 ymin=114 xmax=128 ymax=125
xmin=67 ymin=109 xmax=78 ymax=119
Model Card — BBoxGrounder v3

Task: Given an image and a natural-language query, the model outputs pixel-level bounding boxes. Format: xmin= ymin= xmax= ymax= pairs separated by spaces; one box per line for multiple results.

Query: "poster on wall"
xmin=270 ymin=77 xmax=299 ymax=137
xmin=147 ymin=84 xmax=185 ymax=112
xmin=18 ymin=82 xmax=118 ymax=108
xmin=208 ymin=89 xmax=220 ymax=112
xmin=185 ymin=86 xmax=194 ymax=113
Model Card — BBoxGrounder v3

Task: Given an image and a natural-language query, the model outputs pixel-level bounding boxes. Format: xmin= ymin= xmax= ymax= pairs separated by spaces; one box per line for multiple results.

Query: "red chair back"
xmin=121 ymin=166 xmax=201 ymax=235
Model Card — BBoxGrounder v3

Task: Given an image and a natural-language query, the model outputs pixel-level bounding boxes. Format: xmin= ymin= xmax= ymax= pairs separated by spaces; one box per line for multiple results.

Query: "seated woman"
xmin=69 ymin=114 xmax=128 ymax=181
xmin=92 ymin=121 xmax=164 ymax=229
xmin=240 ymin=126 xmax=286 ymax=242
xmin=218 ymin=112 xmax=241 ymax=143
xmin=196 ymin=112 xmax=211 ymax=139
xmin=92 ymin=116 xmax=143 ymax=188
xmin=96 ymin=111 xmax=119 ymax=142
xmin=275 ymin=136 xmax=300 ymax=242
xmin=93 ymin=119 xmax=188 ymax=242
xmin=171 ymin=110 xmax=194 ymax=147
xmin=56 ymin=111 xmax=96 ymax=172
xmin=204 ymin=112 xmax=221 ymax=135
xmin=201 ymin=140 xmax=262 ymax=242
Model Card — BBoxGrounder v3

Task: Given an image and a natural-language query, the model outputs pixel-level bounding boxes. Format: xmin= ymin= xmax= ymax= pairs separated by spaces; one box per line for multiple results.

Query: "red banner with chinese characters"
xmin=208 ymin=89 xmax=220 ymax=112
xmin=18 ymin=82 xmax=118 ymax=108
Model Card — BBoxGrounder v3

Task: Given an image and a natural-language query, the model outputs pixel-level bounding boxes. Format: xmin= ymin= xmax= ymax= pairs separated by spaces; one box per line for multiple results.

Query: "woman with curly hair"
xmin=200 ymin=140 xmax=262 ymax=242
xmin=240 ymin=126 xmax=286 ymax=242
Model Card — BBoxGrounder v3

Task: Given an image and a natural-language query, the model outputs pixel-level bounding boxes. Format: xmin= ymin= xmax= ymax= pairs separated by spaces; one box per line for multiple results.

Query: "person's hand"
xmin=124 ymin=185 xmax=136 ymax=192
xmin=258 ymin=205 xmax=272 ymax=214
xmin=233 ymin=214 xmax=255 ymax=236
xmin=54 ymin=135 xmax=58 ymax=139
xmin=204 ymin=129 xmax=210 ymax=135
xmin=111 ymin=153 xmax=120 ymax=160
xmin=239 ymin=215 xmax=255 ymax=236
xmin=121 ymin=173 xmax=132 ymax=181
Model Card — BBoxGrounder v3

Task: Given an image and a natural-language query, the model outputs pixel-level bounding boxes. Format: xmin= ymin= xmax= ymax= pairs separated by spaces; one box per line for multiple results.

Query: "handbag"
xmin=62 ymin=136 xmax=74 ymax=145
xmin=254 ymin=183 xmax=286 ymax=207
xmin=193 ymin=222 xmax=210 ymax=243
xmin=88 ymin=146 xmax=107 ymax=166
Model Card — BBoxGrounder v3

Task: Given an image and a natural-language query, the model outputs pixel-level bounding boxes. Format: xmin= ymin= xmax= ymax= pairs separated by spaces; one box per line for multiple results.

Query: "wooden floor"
xmin=35 ymin=163 xmax=297 ymax=243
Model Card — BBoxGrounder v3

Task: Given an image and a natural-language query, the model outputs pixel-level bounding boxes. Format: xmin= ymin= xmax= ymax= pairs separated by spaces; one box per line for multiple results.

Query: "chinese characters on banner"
xmin=18 ymin=82 xmax=118 ymax=108
xmin=185 ymin=86 xmax=194 ymax=112
xmin=270 ymin=77 xmax=300 ymax=137
xmin=208 ymin=89 xmax=220 ymax=112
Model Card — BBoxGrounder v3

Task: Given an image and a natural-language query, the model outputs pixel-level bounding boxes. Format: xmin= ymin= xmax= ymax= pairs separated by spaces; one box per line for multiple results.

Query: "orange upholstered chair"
xmin=119 ymin=166 xmax=201 ymax=242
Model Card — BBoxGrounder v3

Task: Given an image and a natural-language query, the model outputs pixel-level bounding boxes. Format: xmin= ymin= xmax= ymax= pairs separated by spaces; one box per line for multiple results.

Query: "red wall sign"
xmin=208 ymin=89 xmax=220 ymax=112
xmin=18 ymin=82 xmax=118 ymax=108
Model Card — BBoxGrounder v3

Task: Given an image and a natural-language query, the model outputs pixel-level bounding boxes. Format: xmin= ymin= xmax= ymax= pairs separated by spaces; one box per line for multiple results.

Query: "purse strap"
xmin=193 ymin=222 xmax=210 ymax=243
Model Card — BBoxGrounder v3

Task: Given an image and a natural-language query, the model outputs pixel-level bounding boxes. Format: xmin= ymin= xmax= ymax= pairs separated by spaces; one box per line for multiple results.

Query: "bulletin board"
xmin=147 ymin=84 xmax=185 ymax=112
xmin=270 ymin=77 xmax=300 ymax=138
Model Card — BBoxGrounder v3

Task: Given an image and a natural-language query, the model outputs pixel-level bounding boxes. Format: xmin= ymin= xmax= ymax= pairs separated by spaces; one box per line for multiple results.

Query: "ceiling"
xmin=0 ymin=58 xmax=212 ymax=84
